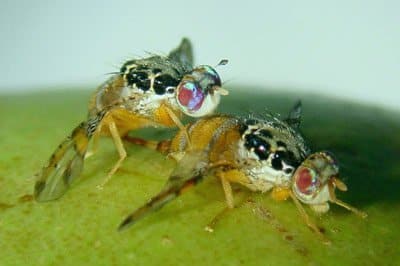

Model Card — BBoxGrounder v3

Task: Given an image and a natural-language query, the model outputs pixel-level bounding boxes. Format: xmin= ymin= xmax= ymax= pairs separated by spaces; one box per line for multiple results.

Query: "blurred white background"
xmin=1 ymin=0 xmax=399 ymax=110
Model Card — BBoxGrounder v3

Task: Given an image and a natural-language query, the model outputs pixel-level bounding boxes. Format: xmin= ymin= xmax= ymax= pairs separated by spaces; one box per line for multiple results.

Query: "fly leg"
xmin=328 ymin=180 xmax=367 ymax=218
xmin=97 ymin=119 xmax=126 ymax=189
xmin=165 ymin=107 xmax=192 ymax=149
xmin=205 ymin=168 xmax=249 ymax=232
xmin=289 ymin=191 xmax=331 ymax=245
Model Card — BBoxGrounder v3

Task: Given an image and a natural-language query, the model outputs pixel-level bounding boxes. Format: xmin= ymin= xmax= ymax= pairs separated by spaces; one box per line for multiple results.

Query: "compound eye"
xmin=176 ymin=80 xmax=205 ymax=113
xmin=196 ymin=65 xmax=221 ymax=88
xmin=294 ymin=167 xmax=320 ymax=196
xmin=176 ymin=65 xmax=225 ymax=117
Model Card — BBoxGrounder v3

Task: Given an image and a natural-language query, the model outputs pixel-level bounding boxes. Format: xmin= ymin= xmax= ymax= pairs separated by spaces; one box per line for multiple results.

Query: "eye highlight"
xmin=176 ymin=80 xmax=205 ymax=112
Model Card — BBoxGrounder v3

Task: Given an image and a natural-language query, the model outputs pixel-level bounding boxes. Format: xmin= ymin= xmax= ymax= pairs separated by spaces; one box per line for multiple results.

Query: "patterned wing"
xmin=34 ymin=110 xmax=104 ymax=202
xmin=118 ymin=150 xmax=208 ymax=230
xmin=34 ymin=123 xmax=89 ymax=201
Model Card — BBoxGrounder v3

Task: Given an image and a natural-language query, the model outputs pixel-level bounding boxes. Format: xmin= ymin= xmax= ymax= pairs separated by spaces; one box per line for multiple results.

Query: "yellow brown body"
xmin=34 ymin=38 xmax=226 ymax=202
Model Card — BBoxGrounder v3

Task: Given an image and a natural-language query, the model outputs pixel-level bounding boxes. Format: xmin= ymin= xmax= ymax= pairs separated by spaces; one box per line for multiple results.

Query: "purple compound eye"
xmin=177 ymin=80 xmax=205 ymax=112
xmin=176 ymin=65 xmax=224 ymax=117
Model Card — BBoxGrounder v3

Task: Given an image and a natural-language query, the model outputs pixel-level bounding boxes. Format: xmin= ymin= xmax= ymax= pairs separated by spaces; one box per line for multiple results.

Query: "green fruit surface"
xmin=0 ymin=89 xmax=399 ymax=265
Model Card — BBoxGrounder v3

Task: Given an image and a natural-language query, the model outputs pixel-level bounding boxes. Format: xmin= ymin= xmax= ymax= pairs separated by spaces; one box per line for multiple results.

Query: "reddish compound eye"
xmin=176 ymin=65 xmax=223 ymax=117
xmin=296 ymin=168 xmax=313 ymax=194
xmin=295 ymin=167 xmax=319 ymax=195
xmin=177 ymin=81 xmax=205 ymax=112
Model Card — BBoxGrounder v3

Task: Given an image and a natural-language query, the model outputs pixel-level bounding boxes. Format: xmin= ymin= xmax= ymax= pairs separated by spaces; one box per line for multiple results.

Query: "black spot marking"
xmin=255 ymin=144 xmax=270 ymax=160
xmin=271 ymin=151 xmax=286 ymax=170
xmin=244 ymin=134 xmax=270 ymax=160
xmin=244 ymin=134 xmax=259 ymax=148
xmin=284 ymin=168 xmax=293 ymax=174
xmin=276 ymin=140 xmax=287 ymax=148
xmin=259 ymin=129 xmax=272 ymax=138
xmin=245 ymin=119 xmax=258 ymax=126
xmin=120 ymin=60 xmax=136 ymax=73
xmin=286 ymin=151 xmax=300 ymax=168
xmin=153 ymin=74 xmax=179 ymax=95
xmin=120 ymin=65 xmax=127 ymax=73
xmin=153 ymin=85 xmax=165 ymax=95
xmin=139 ymin=79 xmax=151 ymax=91
xmin=152 ymin=68 xmax=162 ymax=74
xmin=127 ymin=70 xmax=150 ymax=91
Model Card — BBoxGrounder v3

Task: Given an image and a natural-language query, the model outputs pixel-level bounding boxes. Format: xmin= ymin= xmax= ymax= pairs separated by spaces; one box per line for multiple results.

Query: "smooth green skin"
xmin=0 ymin=89 xmax=399 ymax=265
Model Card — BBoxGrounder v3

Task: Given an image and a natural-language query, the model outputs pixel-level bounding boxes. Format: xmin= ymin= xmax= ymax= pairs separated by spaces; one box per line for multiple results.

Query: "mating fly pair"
xmin=33 ymin=39 xmax=366 ymax=243
xmin=34 ymin=38 xmax=228 ymax=202
xmin=120 ymin=102 xmax=367 ymax=243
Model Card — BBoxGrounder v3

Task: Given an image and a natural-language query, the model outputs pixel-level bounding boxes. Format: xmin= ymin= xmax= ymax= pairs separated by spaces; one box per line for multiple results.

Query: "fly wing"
xmin=285 ymin=100 xmax=302 ymax=129
xmin=34 ymin=109 xmax=106 ymax=202
xmin=118 ymin=150 xmax=209 ymax=231
xmin=34 ymin=122 xmax=89 ymax=202
xmin=168 ymin=38 xmax=194 ymax=70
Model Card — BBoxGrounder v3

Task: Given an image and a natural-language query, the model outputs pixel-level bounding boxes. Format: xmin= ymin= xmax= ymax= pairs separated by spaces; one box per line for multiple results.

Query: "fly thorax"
xmin=121 ymin=56 xmax=184 ymax=95
xmin=119 ymin=58 xmax=185 ymax=115
xmin=237 ymin=119 xmax=306 ymax=191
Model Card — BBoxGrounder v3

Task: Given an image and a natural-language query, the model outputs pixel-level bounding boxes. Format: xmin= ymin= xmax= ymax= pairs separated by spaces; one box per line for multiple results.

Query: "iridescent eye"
xmin=294 ymin=167 xmax=319 ymax=196
xmin=176 ymin=65 xmax=225 ymax=117
xmin=176 ymin=80 xmax=205 ymax=112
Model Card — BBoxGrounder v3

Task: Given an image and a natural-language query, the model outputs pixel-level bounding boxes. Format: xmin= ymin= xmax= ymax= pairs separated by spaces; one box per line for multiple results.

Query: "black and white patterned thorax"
xmin=91 ymin=58 xmax=185 ymax=118
xmin=236 ymin=115 xmax=310 ymax=191
xmin=121 ymin=55 xmax=189 ymax=96
xmin=118 ymin=56 xmax=189 ymax=115
xmin=91 ymin=39 xmax=225 ymax=119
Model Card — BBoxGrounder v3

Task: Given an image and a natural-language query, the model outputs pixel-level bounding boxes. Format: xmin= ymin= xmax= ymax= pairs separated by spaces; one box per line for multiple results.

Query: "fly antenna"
xmin=216 ymin=59 xmax=229 ymax=67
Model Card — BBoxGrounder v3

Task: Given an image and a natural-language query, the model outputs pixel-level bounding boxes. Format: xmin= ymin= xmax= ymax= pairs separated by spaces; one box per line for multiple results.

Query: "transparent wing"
xmin=284 ymin=100 xmax=302 ymax=129
xmin=168 ymin=38 xmax=194 ymax=69
xmin=118 ymin=150 xmax=209 ymax=230
xmin=34 ymin=123 xmax=89 ymax=202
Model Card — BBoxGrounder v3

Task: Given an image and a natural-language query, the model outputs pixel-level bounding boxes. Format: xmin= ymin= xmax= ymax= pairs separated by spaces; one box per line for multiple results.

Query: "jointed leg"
xmin=219 ymin=174 xmax=234 ymax=209
xmin=165 ymin=107 xmax=192 ymax=148
xmin=97 ymin=120 xmax=127 ymax=189
xmin=328 ymin=183 xmax=367 ymax=218
xmin=204 ymin=207 xmax=231 ymax=233
xmin=289 ymin=191 xmax=331 ymax=245
xmin=204 ymin=169 xmax=248 ymax=232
